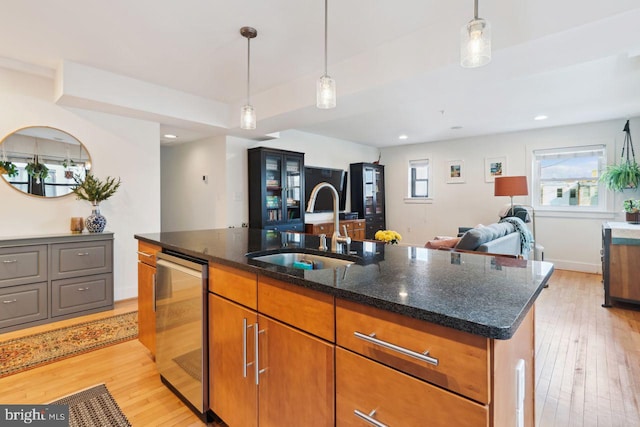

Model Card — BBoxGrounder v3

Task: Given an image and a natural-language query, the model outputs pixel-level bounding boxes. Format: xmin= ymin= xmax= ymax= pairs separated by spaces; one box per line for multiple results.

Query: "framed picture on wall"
xmin=485 ymin=156 xmax=507 ymax=182
xmin=446 ymin=160 xmax=465 ymax=184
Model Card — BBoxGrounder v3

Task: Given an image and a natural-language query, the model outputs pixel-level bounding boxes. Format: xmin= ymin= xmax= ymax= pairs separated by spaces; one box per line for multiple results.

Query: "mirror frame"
xmin=0 ymin=126 xmax=92 ymax=198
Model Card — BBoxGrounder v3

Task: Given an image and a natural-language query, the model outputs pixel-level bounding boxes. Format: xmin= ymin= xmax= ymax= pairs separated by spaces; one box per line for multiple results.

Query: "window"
xmin=408 ymin=159 xmax=430 ymax=199
xmin=532 ymin=145 xmax=607 ymax=211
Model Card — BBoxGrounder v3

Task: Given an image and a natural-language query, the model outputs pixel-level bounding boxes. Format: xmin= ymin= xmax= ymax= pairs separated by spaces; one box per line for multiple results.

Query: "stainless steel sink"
xmin=250 ymin=252 xmax=353 ymax=270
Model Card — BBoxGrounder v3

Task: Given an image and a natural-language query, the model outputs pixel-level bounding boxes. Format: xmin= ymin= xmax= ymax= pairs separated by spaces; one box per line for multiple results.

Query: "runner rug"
xmin=0 ymin=312 xmax=138 ymax=378
xmin=48 ymin=383 xmax=131 ymax=427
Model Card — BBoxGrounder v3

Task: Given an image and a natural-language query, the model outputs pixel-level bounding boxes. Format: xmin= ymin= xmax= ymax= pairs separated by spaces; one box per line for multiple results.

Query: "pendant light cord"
xmin=324 ymin=0 xmax=328 ymax=77
xmin=474 ymin=0 xmax=479 ymax=19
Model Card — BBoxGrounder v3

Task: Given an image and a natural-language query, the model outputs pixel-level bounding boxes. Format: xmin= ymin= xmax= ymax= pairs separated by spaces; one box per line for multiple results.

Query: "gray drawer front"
xmin=0 ymin=245 xmax=47 ymax=287
xmin=52 ymin=240 xmax=113 ymax=279
xmin=0 ymin=282 xmax=48 ymax=329
xmin=52 ymin=274 xmax=113 ymax=317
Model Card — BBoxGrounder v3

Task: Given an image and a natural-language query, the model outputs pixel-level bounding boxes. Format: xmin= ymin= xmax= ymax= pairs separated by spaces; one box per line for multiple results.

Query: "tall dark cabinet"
xmin=248 ymin=147 xmax=305 ymax=232
xmin=350 ymin=162 xmax=386 ymax=239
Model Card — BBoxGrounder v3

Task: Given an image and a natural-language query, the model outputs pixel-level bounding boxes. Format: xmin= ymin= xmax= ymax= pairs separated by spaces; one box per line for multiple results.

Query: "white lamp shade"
xmin=460 ymin=18 xmax=491 ymax=68
xmin=240 ymin=104 xmax=256 ymax=130
xmin=316 ymin=75 xmax=336 ymax=109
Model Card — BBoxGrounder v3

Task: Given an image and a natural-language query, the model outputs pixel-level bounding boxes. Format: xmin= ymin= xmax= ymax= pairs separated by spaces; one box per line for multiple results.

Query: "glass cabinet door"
xmin=284 ymin=156 xmax=302 ymax=221
xmin=374 ymin=167 xmax=384 ymax=214
xmin=265 ymin=154 xmax=282 ymax=223
xmin=364 ymin=167 xmax=374 ymax=215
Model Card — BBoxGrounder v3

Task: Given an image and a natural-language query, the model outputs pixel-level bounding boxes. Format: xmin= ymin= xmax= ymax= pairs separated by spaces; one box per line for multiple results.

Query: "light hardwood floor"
xmin=1 ymin=271 xmax=639 ymax=427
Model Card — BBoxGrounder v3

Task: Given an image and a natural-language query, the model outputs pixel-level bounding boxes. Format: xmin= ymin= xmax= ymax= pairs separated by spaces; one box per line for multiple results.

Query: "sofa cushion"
xmin=455 ymin=223 xmax=515 ymax=251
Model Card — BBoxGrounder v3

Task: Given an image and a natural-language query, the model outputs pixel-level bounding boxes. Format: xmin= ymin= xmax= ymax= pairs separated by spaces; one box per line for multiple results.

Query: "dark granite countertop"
xmin=135 ymin=228 xmax=554 ymax=340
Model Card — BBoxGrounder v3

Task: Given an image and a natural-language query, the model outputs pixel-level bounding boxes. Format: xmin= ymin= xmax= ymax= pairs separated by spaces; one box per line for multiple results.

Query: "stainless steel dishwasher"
xmin=155 ymin=251 xmax=209 ymax=421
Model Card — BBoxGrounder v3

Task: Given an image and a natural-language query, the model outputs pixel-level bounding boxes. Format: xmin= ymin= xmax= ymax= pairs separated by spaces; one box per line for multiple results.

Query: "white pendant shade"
xmin=241 ymin=104 xmax=256 ymax=130
xmin=316 ymin=74 xmax=336 ymax=109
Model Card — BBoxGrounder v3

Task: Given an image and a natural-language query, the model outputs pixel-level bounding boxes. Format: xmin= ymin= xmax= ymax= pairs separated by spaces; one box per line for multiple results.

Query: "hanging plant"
xmin=600 ymin=120 xmax=640 ymax=192
xmin=0 ymin=160 xmax=19 ymax=178
xmin=25 ymin=156 xmax=49 ymax=183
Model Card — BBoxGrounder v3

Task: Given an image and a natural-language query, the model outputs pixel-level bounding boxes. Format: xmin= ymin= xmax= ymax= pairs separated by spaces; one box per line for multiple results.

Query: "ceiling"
xmin=2 ymin=0 xmax=640 ymax=147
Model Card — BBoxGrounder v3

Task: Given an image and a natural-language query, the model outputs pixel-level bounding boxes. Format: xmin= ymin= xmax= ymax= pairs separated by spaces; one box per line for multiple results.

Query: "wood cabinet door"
xmin=609 ymin=244 xmax=640 ymax=301
xmin=209 ymin=294 xmax=258 ymax=427
xmin=137 ymin=261 xmax=156 ymax=355
xmin=258 ymin=315 xmax=335 ymax=427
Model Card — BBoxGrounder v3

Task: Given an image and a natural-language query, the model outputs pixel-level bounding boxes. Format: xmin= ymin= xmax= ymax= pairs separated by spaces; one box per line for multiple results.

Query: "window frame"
xmin=531 ymin=144 xmax=608 ymax=213
xmin=405 ymin=158 xmax=432 ymax=203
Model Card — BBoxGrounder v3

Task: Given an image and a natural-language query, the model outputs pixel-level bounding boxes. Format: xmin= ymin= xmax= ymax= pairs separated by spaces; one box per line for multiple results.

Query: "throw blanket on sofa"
xmin=499 ymin=216 xmax=532 ymax=255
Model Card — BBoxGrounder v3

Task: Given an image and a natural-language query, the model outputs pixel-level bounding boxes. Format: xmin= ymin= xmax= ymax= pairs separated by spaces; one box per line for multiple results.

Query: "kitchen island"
xmin=135 ymin=228 xmax=554 ymax=427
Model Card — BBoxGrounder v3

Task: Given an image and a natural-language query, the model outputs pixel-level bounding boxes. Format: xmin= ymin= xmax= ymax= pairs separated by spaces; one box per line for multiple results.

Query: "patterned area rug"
xmin=0 ymin=312 xmax=138 ymax=378
xmin=49 ymin=383 xmax=131 ymax=427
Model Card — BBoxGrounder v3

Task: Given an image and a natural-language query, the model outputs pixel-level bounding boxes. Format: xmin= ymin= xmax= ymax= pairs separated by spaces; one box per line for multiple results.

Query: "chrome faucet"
xmin=306 ymin=182 xmax=351 ymax=252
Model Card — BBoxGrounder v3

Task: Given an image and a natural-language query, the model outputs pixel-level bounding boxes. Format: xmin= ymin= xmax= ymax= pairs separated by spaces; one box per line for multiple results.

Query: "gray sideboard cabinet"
xmin=0 ymin=232 xmax=114 ymax=333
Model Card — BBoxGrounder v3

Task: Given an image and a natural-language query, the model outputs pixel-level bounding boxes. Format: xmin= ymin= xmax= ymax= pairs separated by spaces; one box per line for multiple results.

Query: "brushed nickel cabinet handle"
xmin=2 ymin=299 xmax=17 ymax=304
xmin=77 ymin=252 xmax=90 ymax=256
xmin=137 ymin=251 xmax=153 ymax=258
xmin=354 ymin=409 xmax=388 ymax=427
xmin=2 ymin=259 xmax=18 ymax=264
xmin=254 ymin=323 xmax=260 ymax=385
xmin=354 ymin=331 xmax=439 ymax=366
xmin=77 ymin=287 xmax=90 ymax=291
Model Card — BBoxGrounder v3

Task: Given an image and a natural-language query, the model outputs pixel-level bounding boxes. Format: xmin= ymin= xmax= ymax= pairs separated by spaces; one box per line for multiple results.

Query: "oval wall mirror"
xmin=0 ymin=126 xmax=91 ymax=198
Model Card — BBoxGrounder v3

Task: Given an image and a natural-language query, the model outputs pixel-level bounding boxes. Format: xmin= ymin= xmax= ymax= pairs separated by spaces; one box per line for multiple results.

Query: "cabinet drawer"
xmin=0 ymin=282 xmax=48 ymax=329
xmin=52 ymin=274 xmax=113 ymax=317
xmin=336 ymin=299 xmax=490 ymax=403
xmin=52 ymin=240 xmax=113 ymax=279
xmin=0 ymin=245 xmax=47 ymax=287
xmin=138 ymin=241 xmax=161 ymax=267
xmin=209 ymin=263 xmax=257 ymax=310
xmin=258 ymin=275 xmax=335 ymax=342
xmin=336 ymin=348 xmax=488 ymax=427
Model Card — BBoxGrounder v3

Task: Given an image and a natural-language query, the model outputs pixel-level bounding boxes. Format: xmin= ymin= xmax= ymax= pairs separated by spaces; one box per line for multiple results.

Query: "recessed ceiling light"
xmin=398 ymin=134 xmax=408 ymax=140
xmin=163 ymin=134 xmax=178 ymax=139
xmin=534 ymin=115 xmax=548 ymax=121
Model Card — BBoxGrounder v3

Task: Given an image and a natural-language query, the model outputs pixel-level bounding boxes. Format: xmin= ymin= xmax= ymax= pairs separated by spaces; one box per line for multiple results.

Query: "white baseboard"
xmin=544 ymin=258 xmax=601 ymax=274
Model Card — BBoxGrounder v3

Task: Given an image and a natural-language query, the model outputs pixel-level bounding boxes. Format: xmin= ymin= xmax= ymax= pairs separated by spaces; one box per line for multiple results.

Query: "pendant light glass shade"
xmin=317 ymin=74 xmax=336 ymax=109
xmin=241 ymin=104 xmax=256 ymax=130
xmin=240 ymin=26 xmax=257 ymax=130
xmin=460 ymin=1 xmax=491 ymax=68
xmin=317 ymin=0 xmax=336 ymax=109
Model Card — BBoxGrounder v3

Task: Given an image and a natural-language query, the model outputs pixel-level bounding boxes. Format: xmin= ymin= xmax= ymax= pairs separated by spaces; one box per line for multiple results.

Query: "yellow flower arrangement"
xmin=374 ymin=230 xmax=402 ymax=245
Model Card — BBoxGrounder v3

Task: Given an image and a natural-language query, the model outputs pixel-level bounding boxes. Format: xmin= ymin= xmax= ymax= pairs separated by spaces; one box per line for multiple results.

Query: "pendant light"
xmin=460 ymin=0 xmax=491 ymax=68
xmin=240 ymin=26 xmax=257 ymax=130
xmin=316 ymin=0 xmax=336 ymax=109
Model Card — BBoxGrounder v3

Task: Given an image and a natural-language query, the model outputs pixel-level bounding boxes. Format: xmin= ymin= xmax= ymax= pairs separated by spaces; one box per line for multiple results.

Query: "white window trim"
xmin=531 ymin=144 xmax=611 ymax=214
xmin=405 ymin=158 xmax=432 ymax=203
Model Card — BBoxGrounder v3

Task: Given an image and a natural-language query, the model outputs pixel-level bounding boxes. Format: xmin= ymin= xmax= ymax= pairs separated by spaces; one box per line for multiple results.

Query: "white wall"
xmin=381 ymin=118 xmax=640 ymax=273
xmin=162 ymin=130 xmax=379 ymax=229
xmin=0 ymin=68 xmax=161 ymax=301
xmin=161 ymin=136 xmax=227 ymax=231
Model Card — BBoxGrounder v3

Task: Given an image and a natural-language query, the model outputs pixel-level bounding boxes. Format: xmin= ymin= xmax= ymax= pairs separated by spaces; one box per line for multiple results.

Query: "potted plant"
xmin=600 ymin=161 xmax=640 ymax=192
xmin=25 ymin=156 xmax=49 ymax=184
xmin=600 ymin=120 xmax=640 ymax=193
xmin=72 ymin=173 xmax=121 ymax=233
xmin=0 ymin=160 xmax=18 ymax=178
xmin=623 ymin=199 xmax=640 ymax=224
